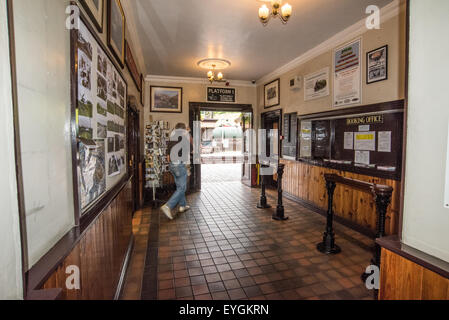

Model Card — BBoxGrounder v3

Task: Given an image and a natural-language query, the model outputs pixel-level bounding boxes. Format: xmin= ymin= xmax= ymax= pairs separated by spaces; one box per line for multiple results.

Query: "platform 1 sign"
xmin=207 ymin=87 xmax=236 ymax=103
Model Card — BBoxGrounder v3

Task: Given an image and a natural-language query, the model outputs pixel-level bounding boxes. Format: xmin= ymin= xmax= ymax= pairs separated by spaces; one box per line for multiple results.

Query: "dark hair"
xmin=175 ymin=123 xmax=186 ymax=130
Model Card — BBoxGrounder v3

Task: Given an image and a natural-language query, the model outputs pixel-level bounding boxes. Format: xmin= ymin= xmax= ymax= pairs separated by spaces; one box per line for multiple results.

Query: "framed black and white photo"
xmin=264 ymin=79 xmax=280 ymax=108
xmin=80 ymin=0 xmax=105 ymax=33
xmin=367 ymin=45 xmax=388 ymax=84
xmin=107 ymin=0 xmax=126 ymax=67
xmin=150 ymin=86 xmax=183 ymax=113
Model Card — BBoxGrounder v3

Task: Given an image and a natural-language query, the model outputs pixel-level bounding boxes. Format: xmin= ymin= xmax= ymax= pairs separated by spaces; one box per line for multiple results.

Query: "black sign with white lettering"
xmin=207 ymin=87 xmax=236 ymax=103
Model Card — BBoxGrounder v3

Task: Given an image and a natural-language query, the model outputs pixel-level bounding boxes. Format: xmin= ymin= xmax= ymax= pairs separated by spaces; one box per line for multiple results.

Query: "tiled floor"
xmin=122 ymin=178 xmax=375 ymax=300
xmin=201 ymin=164 xmax=242 ymax=183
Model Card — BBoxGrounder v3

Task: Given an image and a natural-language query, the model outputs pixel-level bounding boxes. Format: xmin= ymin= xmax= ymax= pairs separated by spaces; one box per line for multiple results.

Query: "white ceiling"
xmin=128 ymin=0 xmax=393 ymax=81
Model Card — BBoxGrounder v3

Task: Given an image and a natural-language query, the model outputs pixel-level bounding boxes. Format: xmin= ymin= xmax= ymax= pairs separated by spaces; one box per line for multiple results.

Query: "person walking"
xmin=161 ymin=123 xmax=191 ymax=220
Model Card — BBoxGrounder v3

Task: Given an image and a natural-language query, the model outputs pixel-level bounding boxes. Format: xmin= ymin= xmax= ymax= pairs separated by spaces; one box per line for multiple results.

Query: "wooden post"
xmin=317 ymin=176 xmax=341 ymax=254
xmin=273 ymin=164 xmax=288 ymax=221
xmin=257 ymin=164 xmax=271 ymax=209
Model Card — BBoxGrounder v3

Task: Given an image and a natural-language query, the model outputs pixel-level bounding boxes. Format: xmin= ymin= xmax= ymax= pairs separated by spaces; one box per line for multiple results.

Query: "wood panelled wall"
xmin=380 ymin=249 xmax=449 ymax=300
xmin=41 ymin=180 xmax=133 ymax=300
xmin=280 ymin=159 xmax=400 ymax=235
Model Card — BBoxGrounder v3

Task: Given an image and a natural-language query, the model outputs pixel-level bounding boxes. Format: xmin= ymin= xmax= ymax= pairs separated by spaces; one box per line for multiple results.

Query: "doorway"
xmin=260 ymin=109 xmax=282 ymax=188
xmin=189 ymin=102 xmax=254 ymax=191
xmin=127 ymin=100 xmax=141 ymax=213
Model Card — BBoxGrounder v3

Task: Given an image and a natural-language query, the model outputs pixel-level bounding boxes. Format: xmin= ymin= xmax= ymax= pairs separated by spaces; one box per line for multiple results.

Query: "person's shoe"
xmin=161 ymin=205 xmax=174 ymax=220
xmin=178 ymin=205 xmax=191 ymax=213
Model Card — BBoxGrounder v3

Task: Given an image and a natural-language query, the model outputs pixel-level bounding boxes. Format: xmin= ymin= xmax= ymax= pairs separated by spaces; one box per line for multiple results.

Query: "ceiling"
xmin=128 ymin=0 xmax=393 ymax=81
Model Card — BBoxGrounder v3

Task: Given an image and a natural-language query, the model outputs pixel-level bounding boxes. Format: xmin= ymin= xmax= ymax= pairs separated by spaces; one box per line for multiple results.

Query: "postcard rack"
xmin=145 ymin=121 xmax=170 ymax=205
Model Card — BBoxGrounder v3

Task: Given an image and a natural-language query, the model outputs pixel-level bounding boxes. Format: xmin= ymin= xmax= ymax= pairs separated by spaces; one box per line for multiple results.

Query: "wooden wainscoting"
xmin=40 ymin=180 xmax=133 ymax=300
xmin=380 ymin=248 xmax=449 ymax=300
xmin=280 ymin=159 xmax=400 ymax=235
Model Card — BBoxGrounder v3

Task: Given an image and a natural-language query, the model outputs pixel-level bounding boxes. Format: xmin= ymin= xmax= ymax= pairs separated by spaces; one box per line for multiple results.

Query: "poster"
xmin=378 ymin=131 xmax=392 ymax=153
xmin=367 ymin=45 xmax=388 ymax=84
xmin=333 ymin=39 xmax=362 ymax=107
xmin=304 ymin=68 xmax=330 ymax=101
xmin=355 ymin=151 xmax=370 ymax=165
xmin=299 ymin=121 xmax=312 ymax=158
xmin=354 ymin=132 xmax=376 ymax=151
xmin=79 ymin=140 xmax=106 ymax=209
xmin=344 ymin=132 xmax=354 ymax=150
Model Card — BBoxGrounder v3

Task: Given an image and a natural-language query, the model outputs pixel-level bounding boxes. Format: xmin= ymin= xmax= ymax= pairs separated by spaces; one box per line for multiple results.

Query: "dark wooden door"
xmin=127 ymin=104 xmax=140 ymax=213
xmin=261 ymin=110 xmax=282 ymax=188
xmin=189 ymin=105 xmax=201 ymax=192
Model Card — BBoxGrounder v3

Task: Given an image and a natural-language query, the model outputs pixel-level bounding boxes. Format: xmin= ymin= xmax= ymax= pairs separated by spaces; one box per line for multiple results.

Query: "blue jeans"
xmin=166 ymin=164 xmax=187 ymax=210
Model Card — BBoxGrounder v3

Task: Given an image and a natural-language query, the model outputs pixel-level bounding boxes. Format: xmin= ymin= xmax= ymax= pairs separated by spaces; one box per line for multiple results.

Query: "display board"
xmin=282 ymin=113 xmax=298 ymax=159
xmin=298 ymin=101 xmax=404 ymax=179
xmin=73 ymin=16 xmax=127 ymax=213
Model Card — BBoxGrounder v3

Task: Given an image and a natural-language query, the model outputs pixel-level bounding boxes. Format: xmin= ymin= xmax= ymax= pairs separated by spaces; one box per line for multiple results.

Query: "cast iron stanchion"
xmin=317 ymin=178 xmax=341 ymax=254
xmin=272 ymin=164 xmax=288 ymax=221
xmin=257 ymin=164 xmax=271 ymax=209
xmin=361 ymin=185 xmax=393 ymax=287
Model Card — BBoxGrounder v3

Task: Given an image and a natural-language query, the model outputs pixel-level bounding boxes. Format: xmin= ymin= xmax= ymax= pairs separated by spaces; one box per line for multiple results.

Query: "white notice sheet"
xmin=378 ymin=131 xmax=392 ymax=153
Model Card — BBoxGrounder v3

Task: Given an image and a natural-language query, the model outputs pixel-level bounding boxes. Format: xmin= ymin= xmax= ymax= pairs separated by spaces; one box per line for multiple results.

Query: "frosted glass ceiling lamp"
xmin=258 ymin=0 xmax=292 ymax=26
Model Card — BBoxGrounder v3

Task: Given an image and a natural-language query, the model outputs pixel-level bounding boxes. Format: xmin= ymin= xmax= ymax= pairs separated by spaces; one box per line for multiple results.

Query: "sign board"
xmin=207 ymin=87 xmax=236 ymax=103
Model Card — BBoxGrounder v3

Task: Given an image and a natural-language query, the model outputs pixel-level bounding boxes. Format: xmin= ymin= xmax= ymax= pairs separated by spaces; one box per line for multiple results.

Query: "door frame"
xmin=260 ymin=109 xmax=282 ymax=188
xmin=189 ymin=102 xmax=253 ymax=192
xmin=127 ymin=100 xmax=140 ymax=213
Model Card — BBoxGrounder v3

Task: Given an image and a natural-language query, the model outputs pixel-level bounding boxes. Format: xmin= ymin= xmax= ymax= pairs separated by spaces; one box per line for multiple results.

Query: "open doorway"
xmin=200 ymin=111 xmax=243 ymax=183
xmin=189 ymin=102 xmax=254 ymax=191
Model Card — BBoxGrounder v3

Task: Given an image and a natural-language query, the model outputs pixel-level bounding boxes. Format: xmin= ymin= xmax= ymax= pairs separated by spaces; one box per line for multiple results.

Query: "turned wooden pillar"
xmin=317 ymin=177 xmax=341 ymax=254
xmin=257 ymin=164 xmax=271 ymax=209
xmin=273 ymin=164 xmax=288 ymax=221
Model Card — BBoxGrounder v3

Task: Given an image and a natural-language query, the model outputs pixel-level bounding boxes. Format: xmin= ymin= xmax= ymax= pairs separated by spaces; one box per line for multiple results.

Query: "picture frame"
xmin=125 ymin=40 xmax=141 ymax=92
xmin=70 ymin=4 xmax=128 ymax=218
xmin=264 ymin=78 xmax=280 ymax=109
xmin=150 ymin=86 xmax=183 ymax=113
xmin=107 ymin=0 xmax=126 ymax=68
xmin=80 ymin=0 xmax=105 ymax=33
xmin=367 ymin=45 xmax=388 ymax=84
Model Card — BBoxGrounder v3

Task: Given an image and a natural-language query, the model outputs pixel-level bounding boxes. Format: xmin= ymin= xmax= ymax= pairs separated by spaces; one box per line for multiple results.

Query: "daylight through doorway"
xmin=200 ymin=111 xmax=243 ymax=183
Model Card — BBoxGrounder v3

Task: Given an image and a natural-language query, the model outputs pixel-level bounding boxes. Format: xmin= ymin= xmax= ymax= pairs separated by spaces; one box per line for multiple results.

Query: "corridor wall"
xmin=0 ymin=0 xmax=23 ymax=300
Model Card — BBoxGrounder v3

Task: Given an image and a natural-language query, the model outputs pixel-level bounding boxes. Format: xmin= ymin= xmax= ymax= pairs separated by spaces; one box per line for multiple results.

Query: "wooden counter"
xmin=280 ymin=159 xmax=400 ymax=236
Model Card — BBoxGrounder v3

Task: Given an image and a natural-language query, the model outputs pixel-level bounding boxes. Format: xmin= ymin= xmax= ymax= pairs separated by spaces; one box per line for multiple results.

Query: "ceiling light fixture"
xmin=197 ymin=58 xmax=231 ymax=83
xmin=258 ymin=0 xmax=292 ymax=26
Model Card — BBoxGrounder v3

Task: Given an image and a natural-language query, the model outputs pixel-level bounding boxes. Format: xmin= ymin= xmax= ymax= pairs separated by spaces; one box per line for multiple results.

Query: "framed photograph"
xmin=264 ymin=79 xmax=280 ymax=108
xmin=367 ymin=45 xmax=388 ymax=84
xmin=125 ymin=40 xmax=141 ymax=92
xmin=150 ymin=86 xmax=183 ymax=113
xmin=80 ymin=0 xmax=105 ymax=33
xmin=107 ymin=0 xmax=125 ymax=68
xmin=140 ymin=74 xmax=145 ymax=106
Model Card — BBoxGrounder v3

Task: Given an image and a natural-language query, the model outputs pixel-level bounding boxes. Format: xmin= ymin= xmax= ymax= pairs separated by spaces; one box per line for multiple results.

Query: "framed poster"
xmin=72 ymin=7 xmax=127 ymax=214
xmin=304 ymin=67 xmax=330 ymax=101
xmin=264 ymin=79 xmax=280 ymax=108
xmin=207 ymin=87 xmax=236 ymax=103
xmin=367 ymin=45 xmax=388 ymax=84
xmin=107 ymin=0 xmax=126 ymax=67
xmin=80 ymin=0 xmax=105 ymax=33
xmin=333 ymin=38 xmax=362 ymax=107
xmin=125 ymin=40 xmax=142 ymax=92
xmin=150 ymin=86 xmax=183 ymax=113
